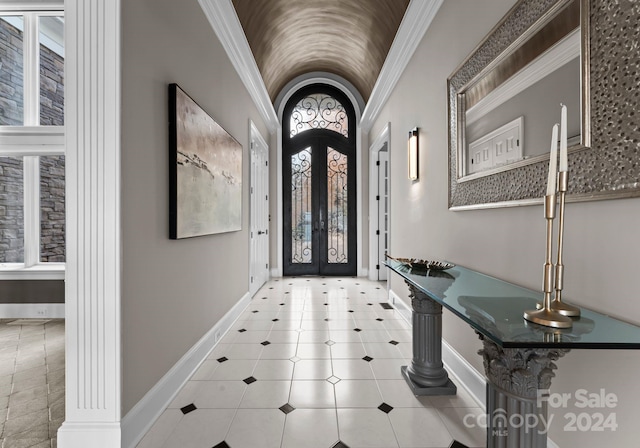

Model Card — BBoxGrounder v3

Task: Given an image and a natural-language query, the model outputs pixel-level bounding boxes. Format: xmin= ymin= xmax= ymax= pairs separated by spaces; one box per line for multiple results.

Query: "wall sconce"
xmin=408 ymin=127 xmax=419 ymax=180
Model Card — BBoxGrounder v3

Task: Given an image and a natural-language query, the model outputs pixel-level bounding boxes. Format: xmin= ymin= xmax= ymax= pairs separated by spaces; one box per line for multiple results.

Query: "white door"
xmin=250 ymin=127 xmax=270 ymax=296
xmin=377 ymin=148 xmax=390 ymax=281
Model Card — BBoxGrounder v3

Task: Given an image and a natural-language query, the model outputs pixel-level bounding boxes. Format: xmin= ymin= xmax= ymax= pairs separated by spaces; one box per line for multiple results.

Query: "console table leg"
xmin=402 ymin=282 xmax=457 ymax=395
xmin=478 ymin=334 xmax=569 ymax=448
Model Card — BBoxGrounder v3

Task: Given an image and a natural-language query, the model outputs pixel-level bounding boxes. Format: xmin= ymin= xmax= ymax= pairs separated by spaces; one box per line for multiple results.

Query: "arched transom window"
xmin=289 ymin=93 xmax=349 ymax=138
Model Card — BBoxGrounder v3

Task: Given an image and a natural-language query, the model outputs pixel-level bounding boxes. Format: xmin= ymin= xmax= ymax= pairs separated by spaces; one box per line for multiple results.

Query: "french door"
xmin=283 ymin=132 xmax=356 ymax=276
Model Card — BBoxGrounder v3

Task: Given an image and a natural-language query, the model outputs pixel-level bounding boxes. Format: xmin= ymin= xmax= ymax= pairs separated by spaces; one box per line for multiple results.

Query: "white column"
xmin=58 ymin=0 xmax=122 ymax=446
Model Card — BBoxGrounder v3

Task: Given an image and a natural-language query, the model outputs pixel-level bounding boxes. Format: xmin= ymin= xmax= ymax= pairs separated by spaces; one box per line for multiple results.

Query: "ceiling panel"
xmin=232 ymin=0 xmax=410 ymax=102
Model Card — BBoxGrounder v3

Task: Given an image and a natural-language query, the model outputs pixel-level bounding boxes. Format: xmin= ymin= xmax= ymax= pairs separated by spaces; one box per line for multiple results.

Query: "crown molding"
xmin=361 ymin=0 xmax=444 ymax=131
xmin=198 ymin=0 xmax=278 ymax=133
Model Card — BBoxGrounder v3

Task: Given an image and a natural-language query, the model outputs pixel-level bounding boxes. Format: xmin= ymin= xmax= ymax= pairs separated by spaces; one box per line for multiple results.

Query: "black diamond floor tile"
xmin=353 ymin=328 xmax=362 ymax=332
xmin=272 ymin=318 xmax=279 ymax=322
xmin=279 ymin=403 xmax=296 ymax=414
xmin=217 ymin=357 xmax=228 ymax=363
xmin=388 ymin=340 xmax=399 ymax=345
xmin=261 ymin=341 xmax=271 ymax=346
xmin=376 ymin=318 xmax=384 ymax=322
xmin=378 ymin=402 xmax=393 ymax=414
xmin=243 ymin=376 xmax=257 ymax=384
xmin=448 ymin=441 xmax=470 ymax=448
xmin=180 ymin=403 xmax=197 ymax=415
xmin=238 ymin=329 xmax=247 ymax=333
xmin=331 ymin=442 xmax=350 ymax=448
xmin=380 ymin=303 xmax=394 ymax=310
xmin=362 ymin=356 xmax=373 ymax=362
xmin=212 ymin=442 xmax=230 ymax=448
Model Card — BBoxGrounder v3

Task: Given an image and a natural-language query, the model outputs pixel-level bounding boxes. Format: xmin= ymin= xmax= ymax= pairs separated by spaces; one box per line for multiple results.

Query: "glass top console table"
xmin=385 ymin=259 xmax=640 ymax=448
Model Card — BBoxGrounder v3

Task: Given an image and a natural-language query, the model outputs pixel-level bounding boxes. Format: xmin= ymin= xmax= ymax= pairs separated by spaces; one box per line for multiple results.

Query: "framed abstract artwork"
xmin=169 ymin=83 xmax=242 ymax=239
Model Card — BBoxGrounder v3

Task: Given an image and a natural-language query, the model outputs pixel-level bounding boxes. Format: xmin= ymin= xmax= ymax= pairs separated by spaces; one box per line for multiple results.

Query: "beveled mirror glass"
xmin=447 ymin=0 xmax=609 ymax=209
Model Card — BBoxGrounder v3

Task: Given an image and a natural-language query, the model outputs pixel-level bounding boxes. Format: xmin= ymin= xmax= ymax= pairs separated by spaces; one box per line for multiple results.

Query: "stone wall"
xmin=0 ymin=18 xmax=24 ymax=125
xmin=40 ymin=155 xmax=65 ymax=262
xmin=0 ymin=157 xmax=24 ymax=263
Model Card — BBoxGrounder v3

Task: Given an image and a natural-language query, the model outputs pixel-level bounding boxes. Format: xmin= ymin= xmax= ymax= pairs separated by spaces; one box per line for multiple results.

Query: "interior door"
xmin=377 ymin=148 xmax=389 ymax=281
xmin=283 ymin=134 xmax=356 ymax=276
xmin=250 ymin=133 xmax=269 ymax=295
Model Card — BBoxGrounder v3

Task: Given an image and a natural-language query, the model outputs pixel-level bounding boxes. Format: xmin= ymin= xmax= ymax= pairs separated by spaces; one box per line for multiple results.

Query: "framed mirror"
xmin=448 ymin=0 xmax=640 ymax=209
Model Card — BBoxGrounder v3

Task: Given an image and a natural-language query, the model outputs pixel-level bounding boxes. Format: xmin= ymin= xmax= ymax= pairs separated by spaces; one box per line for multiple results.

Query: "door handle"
xmin=320 ymin=221 xmax=325 ymax=231
xmin=258 ymin=230 xmax=266 ymax=235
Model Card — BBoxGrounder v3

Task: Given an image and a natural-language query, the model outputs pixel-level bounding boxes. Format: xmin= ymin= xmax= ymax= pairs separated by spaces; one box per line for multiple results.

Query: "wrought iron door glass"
xmin=289 ymin=93 xmax=348 ymax=138
xmin=291 ymin=148 xmax=313 ymax=264
xmin=327 ymin=147 xmax=348 ymax=263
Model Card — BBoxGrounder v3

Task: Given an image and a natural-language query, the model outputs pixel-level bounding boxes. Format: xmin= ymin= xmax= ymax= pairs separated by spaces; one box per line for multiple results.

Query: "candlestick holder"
xmin=524 ymin=194 xmax=573 ymax=329
xmin=550 ymin=171 xmax=581 ymax=317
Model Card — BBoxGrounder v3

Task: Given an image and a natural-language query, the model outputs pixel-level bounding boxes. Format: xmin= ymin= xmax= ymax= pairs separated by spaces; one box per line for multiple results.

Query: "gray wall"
xmin=370 ymin=0 xmax=640 ymax=446
xmin=121 ymin=0 xmax=269 ymax=415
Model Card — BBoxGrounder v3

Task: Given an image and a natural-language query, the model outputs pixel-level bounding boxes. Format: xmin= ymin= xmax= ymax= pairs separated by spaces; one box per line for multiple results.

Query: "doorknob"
xmin=258 ymin=230 xmax=265 ymax=235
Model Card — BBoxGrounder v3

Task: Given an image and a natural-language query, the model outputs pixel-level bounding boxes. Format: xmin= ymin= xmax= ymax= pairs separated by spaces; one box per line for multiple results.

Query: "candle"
xmin=559 ymin=104 xmax=568 ymax=172
xmin=547 ymin=124 xmax=559 ymax=196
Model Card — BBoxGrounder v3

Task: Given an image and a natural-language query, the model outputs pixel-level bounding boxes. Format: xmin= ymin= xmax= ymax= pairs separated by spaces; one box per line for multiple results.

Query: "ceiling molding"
xmin=360 ymin=0 xmax=444 ymax=132
xmin=198 ymin=0 xmax=279 ymax=133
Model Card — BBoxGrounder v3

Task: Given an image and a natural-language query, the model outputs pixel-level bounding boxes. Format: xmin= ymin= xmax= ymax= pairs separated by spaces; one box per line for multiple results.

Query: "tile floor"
xmin=0 ymin=318 xmax=65 ymax=448
xmin=137 ymin=277 xmax=486 ymax=448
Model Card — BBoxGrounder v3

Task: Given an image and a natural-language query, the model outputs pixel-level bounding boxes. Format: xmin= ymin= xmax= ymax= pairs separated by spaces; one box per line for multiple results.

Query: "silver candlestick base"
xmin=524 ymin=194 xmax=573 ymax=329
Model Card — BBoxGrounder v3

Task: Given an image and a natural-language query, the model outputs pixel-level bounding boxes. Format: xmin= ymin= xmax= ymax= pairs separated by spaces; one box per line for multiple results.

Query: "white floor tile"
xmin=160 ymin=409 xmax=235 ymax=448
xmin=281 ymin=408 xmax=339 ymax=448
xmin=209 ymin=359 xmax=257 ymax=381
xmin=131 ymin=277 xmax=486 ymax=448
xmin=335 ymin=380 xmax=383 ymax=408
xmin=136 ymin=409 xmax=183 ymax=448
xmin=330 ymin=342 xmax=367 ymax=359
xmin=331 ymin=359 xmax=375 ymax=380
xmin=238 ymin=380 xmax=291 ymax=408
xmin=337 ymin=408 xmax=399 ymax=448
xmin=293 ymin=359 xmax=333 ymax=380
xmin=208 ymin=343 xmax=263 ymax=360
xmin=268 ymin=330 xmax=301 ymax=343
xmin=190 ymin=359 xmax=219 ymax=381
xmin=388 ymin=407 xmax=453 ymax=448
xmin=376 ymin=380 xmax=432 ymax=409
xmin=362 ymin=342 xmax=404 ymax=359
xmin=436 ymin=407 xmax=486 ymax=448
xmin=226 ymin=408 xmax=286 ymax=448
xmin=289 ymin=380 xmax=336 ymax=409
xmin=170 ymin=380 xmax=246 ymax=409
xmin=296 ymin=343 xmax=331 ymax=359
xmin=259 ymin=343 xmax=297 ymax=360
xmin=298 ymin=330 xmax=330 ymax=343
xmin=252 ymin=359 xmax=295 ymax=380
xmin=369 ymin=358 xmax=407 ymax=380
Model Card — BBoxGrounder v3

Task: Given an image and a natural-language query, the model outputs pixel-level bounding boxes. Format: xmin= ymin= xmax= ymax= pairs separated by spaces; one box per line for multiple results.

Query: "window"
xmin=0 ymin=8 xmax=65 ymax=279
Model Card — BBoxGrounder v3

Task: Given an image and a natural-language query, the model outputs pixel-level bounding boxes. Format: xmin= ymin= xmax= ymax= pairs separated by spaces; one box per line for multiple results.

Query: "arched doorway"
xmin=282 ymin=84 xmax=357 ymax=276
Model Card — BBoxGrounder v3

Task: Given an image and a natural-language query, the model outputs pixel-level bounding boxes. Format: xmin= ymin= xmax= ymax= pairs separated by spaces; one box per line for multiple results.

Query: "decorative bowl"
xmin=386 ymin=254 xmax=455 ymax=271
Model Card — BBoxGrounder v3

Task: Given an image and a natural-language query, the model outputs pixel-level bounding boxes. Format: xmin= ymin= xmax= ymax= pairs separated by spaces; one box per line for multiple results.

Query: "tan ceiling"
xmin=231 ymin=0 xmax=410 ymax=103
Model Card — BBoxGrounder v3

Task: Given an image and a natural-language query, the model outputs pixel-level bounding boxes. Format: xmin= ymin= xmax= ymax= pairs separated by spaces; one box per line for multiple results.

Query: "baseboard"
xmin=388 ymin=288 xmax=412 ymax=321
xmin=388 ymin=288 xmax=559 ymax=447
xmin=441 ymin=339 xmax=486 ymax=408
xmin=58 ymin=422 xmax=120 ymax=448
xmin=270 ymin=268 xmax=280 ymax=278
xmin=121 ymin=291 xmax=252 ymax=448
xmin=0 ymin=303 xmax=64 ymax=318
